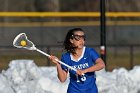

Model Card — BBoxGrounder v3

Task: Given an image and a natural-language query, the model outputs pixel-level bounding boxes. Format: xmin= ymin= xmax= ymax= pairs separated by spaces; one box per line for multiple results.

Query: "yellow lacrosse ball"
xmin=20 ymin=40 xmax=26 ymax=46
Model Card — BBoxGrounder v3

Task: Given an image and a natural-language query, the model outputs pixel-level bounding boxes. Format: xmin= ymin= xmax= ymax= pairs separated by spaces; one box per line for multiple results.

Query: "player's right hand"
xmin=49 ymin=55 xmax=59 ymax=65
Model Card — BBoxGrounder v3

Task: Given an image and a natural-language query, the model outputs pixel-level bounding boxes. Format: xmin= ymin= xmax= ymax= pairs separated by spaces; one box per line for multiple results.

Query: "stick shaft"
xmin=36 ymin=48 xmax=77 ymax=71
xmin=36 ymin=48 xmax=50 ymax=57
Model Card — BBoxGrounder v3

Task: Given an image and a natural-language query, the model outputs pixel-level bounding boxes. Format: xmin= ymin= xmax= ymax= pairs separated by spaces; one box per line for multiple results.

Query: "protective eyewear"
xmin=72 ymin=34 xmax=86 ymax=41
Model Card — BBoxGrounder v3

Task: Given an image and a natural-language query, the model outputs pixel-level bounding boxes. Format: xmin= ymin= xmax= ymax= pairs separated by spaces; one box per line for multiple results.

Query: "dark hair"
xmin=63 ymin=28 xmax=84 ymax=54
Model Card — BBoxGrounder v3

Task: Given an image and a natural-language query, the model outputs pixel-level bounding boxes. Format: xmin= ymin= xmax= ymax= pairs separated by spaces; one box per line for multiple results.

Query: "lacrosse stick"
xmin=13 ymin=33 xmax=86 ymax=82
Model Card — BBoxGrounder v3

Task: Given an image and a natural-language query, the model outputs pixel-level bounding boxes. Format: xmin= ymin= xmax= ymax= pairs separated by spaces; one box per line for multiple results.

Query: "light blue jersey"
xmin=61 ymin=47 xmax=100 ymax=93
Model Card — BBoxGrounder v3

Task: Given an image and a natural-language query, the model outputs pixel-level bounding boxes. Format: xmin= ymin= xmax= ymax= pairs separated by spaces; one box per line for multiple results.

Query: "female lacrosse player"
xmin=49 ymin=28 xmax=105 ymax=93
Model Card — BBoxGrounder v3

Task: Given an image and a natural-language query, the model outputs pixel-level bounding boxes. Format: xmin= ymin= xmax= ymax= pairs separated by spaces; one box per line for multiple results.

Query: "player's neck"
xmin=73 ymin=47 xmax=83 ymax=57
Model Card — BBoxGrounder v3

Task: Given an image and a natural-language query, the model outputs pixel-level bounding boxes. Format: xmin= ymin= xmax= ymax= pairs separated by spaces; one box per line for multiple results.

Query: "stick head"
xmin=13 ymin=33 xmax=36 ymax=50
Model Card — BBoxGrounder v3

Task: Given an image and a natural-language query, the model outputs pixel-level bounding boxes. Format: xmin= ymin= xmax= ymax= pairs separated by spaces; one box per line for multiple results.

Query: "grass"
xmin=0 ymin=55 xmax=54 ymax=71
xmin=107 ymin=53 xmax=140 ymax=71
xmin=0 ymin=52 xmax=140 ymax=71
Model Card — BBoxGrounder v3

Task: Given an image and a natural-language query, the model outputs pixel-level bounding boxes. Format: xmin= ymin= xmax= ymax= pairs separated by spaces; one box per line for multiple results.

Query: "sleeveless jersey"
xmin=61 ymin=47 xmax=100 ymax=93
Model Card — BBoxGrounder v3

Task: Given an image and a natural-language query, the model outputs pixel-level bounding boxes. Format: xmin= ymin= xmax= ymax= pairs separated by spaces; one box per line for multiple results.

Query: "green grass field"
xmin=107 ymin=53 xmax=140 ymax=71
xmin=0 ymin=52 xmax=140 ymax=71
xmin=0 ymin=46 xmax=140 ymax=71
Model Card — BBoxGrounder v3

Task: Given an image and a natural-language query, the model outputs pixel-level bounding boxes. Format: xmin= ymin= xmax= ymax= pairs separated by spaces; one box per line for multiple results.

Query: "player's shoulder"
xmin=62 ymin=52 xmax=70 ymax=58
xmin=61 ymin=52 xmax=71 ymax=63
xmin=85 ymin=47 xmax=98 ymax=55
xmin=85 ymin=47 xmax=96 ymax=52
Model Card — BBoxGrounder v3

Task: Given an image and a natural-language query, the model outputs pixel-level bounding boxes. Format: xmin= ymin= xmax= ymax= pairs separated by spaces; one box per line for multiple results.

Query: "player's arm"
xmin=84 ymin=58 xmax=105 ymax=72
xmin=49 ymin=56 xmax=68 ymax=82
xmin=77 ymin=58 xmax=105 ymax=75
xmin=56 ymin=63 xmax=68 ymax=82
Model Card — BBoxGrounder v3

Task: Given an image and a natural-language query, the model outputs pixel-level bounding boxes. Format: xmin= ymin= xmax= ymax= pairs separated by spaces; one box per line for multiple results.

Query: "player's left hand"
xmin=76 ymin=69 xmax=86 ymax=76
